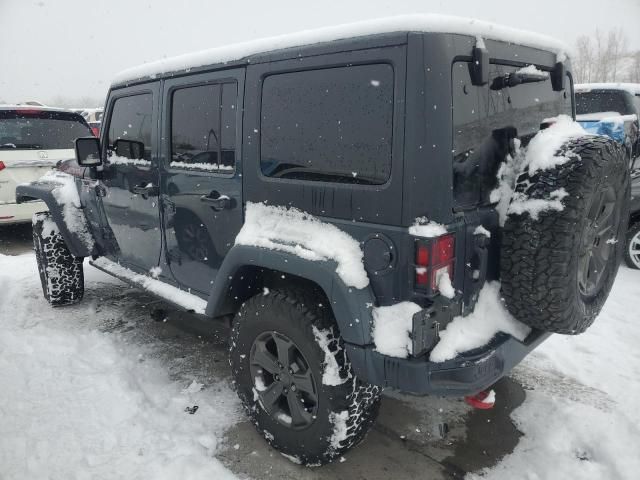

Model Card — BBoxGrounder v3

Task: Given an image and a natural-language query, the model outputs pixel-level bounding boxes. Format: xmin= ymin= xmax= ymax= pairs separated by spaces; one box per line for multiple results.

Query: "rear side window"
xmin=451 ymin=62 xmax=572 ymax=208
xmin=170 ymin=82 xmax=237 ymax=172
xmin=260 ymin=64 xmax=393 ymax=185
xmin=0 ymin=110 xmax=92 ymax=150
xmin=107 ymin=93 xmax=153 ymax=161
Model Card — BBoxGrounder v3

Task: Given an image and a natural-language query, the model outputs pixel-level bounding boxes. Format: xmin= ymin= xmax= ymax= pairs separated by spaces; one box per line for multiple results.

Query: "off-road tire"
xmin=501 ymin=136 xmax=629 ymax=334
xmin=32 ymin=212 xmax=84 ymax=306
xmin=624 ymin=222 xmax=640 ymax=269
xmin=229 ymin=288 xmax=381 ymax=465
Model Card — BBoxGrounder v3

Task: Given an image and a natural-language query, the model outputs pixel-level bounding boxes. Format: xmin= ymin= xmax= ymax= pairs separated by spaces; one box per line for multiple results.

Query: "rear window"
xmin=575 ymin=91 xmax=633 ymax=115
xmin=260 ymin=64 xmax=394 ymax=185
xmin=0 ymin=110 xmax=92 ymax=150
xmin=452 ymin=62 xmax=572 ymax=209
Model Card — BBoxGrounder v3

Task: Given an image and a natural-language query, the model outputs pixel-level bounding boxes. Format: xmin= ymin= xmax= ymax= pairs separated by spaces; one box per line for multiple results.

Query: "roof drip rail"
xmin=551 ymin=61 xmax=566 ymax=91
xmin=470 ymin=36 xmax=489 ymax=86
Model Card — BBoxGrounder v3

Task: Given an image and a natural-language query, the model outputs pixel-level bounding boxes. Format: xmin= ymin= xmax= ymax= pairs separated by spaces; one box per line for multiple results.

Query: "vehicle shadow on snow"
xmin=81 ymin=278 xmax=528 ymax=480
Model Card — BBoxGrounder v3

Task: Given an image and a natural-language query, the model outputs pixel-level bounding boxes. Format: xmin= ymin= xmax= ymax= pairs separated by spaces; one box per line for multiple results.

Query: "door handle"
xmin=132 ymin=183 xmax=159 ymax=198
xmin=200 ymin=191 xmax=231 ymax=210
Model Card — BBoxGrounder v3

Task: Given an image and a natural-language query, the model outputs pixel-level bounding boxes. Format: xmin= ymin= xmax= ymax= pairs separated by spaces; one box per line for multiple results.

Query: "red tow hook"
xmin=464 ymin=389 xmax=496 ymax=409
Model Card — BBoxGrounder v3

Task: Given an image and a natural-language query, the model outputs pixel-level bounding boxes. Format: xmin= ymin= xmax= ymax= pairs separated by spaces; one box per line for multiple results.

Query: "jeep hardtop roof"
xmin=112 ymin=14 xmax=569 ymax=86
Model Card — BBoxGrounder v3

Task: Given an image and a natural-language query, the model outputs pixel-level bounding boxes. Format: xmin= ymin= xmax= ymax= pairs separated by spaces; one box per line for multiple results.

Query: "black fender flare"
xmin=16 ymin=181 xmax=94 ymax=258
xmin=205 ymin=245 xmax=376 ymax=346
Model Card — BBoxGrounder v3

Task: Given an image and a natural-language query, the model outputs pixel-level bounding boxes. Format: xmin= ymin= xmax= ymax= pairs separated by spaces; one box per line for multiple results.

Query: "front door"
xmin=99 ymin=84 xmax=162 ymax=271
xmin=160 ymin=70 xmax=244 ymax=294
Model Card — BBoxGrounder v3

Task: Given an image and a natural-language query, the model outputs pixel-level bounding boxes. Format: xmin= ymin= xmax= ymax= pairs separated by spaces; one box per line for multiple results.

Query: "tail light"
xmin=91 ymin=126 xmax=100 ymax=138
xmin=414 ymin=233 xmax=455 ymax=294
xmin=0 ymin=161 xmax=5 ymax=172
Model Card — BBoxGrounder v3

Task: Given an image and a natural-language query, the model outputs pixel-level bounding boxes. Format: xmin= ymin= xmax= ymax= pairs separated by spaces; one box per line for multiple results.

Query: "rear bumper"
xmin=346 ymin=330 xmax=550 ymax=396
xmin=0 ymin=200 xmax=46 ymax=224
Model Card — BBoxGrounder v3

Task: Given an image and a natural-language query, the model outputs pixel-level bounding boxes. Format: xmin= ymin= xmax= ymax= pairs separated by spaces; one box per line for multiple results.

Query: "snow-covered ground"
xmin=471 ymin=266 xmax=640 ymax=480
xmin=0 ymin=253 xmax=241 ymax=480
xmin=1 ymin=250 xmax=640 ymax=479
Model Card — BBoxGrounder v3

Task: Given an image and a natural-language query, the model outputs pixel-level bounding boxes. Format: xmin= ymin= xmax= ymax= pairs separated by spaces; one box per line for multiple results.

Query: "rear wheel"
xmin=624 ymin=222 xmax=640 ymax=269
xmin=229 ymin=288 xmax=381 ymax=465
xmin=32 ymin=212 xmax=84 ymax=306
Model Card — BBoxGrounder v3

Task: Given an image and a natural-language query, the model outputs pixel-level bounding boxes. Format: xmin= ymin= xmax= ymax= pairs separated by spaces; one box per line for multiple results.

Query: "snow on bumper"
xmin=345 ymin=329 xmax=550 ymax=396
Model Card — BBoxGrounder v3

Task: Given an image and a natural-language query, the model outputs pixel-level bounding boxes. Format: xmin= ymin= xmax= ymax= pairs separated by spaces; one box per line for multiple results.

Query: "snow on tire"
xmin=229 ymin=288 xmax=381 ymax=465
xmin=501 ymin=136 xmax=630 ymax=334
xmin=32 ymin=212 xmax=84 ymax=306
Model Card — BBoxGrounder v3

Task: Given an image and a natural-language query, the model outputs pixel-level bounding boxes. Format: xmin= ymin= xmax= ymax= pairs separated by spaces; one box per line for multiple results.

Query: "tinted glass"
xmin=575 ymin=91 xmax=633 ymax=115
xmin=171 ymin=82 xmax=237 ymax=171
xmin=0 ymin=111 xmax=92 ymax=150
xmin=107 ymin=94 xmax=153 ymax=161
xmin=452 ymin=62 xmax=572 ymax=208
xmin=260 ymin=64 xmax=393 ymax=185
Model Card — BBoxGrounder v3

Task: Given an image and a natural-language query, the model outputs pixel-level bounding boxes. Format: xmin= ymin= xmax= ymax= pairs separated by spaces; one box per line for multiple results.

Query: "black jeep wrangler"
xmin=17 ymin=16 xmax=630 ymax=465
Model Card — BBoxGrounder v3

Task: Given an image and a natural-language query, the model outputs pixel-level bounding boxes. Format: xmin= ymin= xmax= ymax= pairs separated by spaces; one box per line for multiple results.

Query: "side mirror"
xmin=75 ymin=137 xmax=102 ymax=166
xmin=114 ymin=138 xmax=145 ymax=160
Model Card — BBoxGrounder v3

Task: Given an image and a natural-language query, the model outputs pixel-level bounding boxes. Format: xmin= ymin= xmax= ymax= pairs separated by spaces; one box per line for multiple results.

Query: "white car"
xmin=0 ymin=106 xmax=93 ymax=224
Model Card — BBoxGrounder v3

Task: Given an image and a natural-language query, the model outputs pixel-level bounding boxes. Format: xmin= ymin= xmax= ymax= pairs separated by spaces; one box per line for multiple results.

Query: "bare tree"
xmin=573 ymin=28 xmax=632 ymax=83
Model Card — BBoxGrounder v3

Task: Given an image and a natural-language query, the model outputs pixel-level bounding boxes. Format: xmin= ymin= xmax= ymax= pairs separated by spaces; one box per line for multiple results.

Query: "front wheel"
xmin=624 ymin=222 xmax=640 ymax=269
xmin=229 ymin=288 xmax=381 ymax=465
xmin=32 ymin=212 xmax=84 ymax=306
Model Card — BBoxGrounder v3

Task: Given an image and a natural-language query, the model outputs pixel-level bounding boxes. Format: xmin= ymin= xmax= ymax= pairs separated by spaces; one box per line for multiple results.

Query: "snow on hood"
xmin=234 ymin=202 xmax=369 ymax=289
xmin=113 ymin=14 xmax=568 ymax=84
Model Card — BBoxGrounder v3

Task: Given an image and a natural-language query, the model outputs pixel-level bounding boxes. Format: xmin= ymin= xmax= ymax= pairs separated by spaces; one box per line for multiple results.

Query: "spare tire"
xmin=501 ymin=136 xmax=630 ymax=334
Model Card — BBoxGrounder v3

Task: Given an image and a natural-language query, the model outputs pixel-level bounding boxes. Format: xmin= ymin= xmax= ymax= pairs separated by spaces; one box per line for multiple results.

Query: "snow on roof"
xmin=113 ymin=14 xmax=569 ymax=85
xmin=575 ymin=83 xmax=640 ymax=95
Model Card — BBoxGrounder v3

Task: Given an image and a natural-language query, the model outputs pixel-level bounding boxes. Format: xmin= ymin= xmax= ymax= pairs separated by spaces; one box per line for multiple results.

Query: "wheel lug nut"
xmin=291 ymin=384 xmax=296 ymax=392
xmin=283 ymin=388 xmax=288 ymax=394
xmin=274 ymin=374 xmax=280 ymax=381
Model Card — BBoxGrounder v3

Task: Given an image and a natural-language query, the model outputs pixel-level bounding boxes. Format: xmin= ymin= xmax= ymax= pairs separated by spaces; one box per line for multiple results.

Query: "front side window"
xmin=107 ymin=93 xmax=153 ymax=162
xmin=260 ymin=64 xmax=394 ymax=185
xmin=171 ymin=82 xmax=237 ymax=172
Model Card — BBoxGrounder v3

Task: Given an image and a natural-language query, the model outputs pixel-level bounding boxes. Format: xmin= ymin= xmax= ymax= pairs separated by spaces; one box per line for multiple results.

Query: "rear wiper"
xmin=0 ymin=144 xmax=17 ymax=149
xmin=490 ymin=73 xmax=548 ymax=91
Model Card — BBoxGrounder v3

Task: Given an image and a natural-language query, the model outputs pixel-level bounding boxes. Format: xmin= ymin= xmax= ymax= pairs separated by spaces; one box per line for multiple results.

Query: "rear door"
xmin=160 ymin=69 xmax=244 ymax=294
xmin=99 ymin=84 xmax=162 ymax=271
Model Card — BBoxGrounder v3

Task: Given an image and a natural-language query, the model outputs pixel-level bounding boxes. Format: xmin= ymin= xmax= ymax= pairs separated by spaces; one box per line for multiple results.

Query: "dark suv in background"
xmin=17 ymin=16 xmax=630 ymax=465
xmin=575 ymin=83 xmax=640 ymax=269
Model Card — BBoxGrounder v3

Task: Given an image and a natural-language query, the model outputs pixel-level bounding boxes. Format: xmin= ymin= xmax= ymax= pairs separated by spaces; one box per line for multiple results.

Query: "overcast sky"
xmin=1 ymin=0 xmax=639 ymax=106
